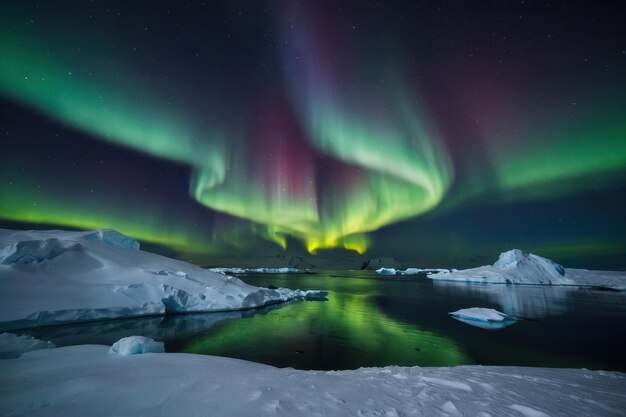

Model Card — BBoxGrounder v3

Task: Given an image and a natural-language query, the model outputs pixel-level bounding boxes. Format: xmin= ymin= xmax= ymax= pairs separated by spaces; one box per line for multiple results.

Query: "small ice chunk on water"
xmin=109 ymin=336 xmax=164 ymax=355
xmin=376 ymin=268 xmax=397 ymax=275
xmin=449 ymin=308 xmax=518 ymax=329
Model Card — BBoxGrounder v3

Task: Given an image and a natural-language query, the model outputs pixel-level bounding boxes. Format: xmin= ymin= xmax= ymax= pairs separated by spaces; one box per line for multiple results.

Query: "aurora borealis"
xmin=1 ymin=1 xmax=625 ymax=267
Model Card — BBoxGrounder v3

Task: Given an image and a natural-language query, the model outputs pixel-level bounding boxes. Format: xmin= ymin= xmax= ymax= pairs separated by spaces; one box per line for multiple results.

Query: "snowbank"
xmin=1 ymin=343 xmax=624 ymax=417
xmin=449 ymin=308 xmax=518 ymax=329
xmin=208 ymin=267 xmax=300 ymax=274
xmin=376 ymin=267 xmax=449 ymax=276
xmin=428 ymin=249 xmax=626 ymax=289
xmin=0 ymin=333 xmax=55 ymax=359
xmin=0 ymin=229 xmax=327 ymax=331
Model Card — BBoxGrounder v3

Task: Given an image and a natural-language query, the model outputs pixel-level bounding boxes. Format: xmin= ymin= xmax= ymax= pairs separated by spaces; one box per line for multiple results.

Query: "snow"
xmin=0 ymin=229 xmax=327 ymax=331
xmin=208 ymin=267 xmax=301 ymax=274
xmin=109 ymin=336 xmax=164 ymax=355
xmin=449 ymin=308 xmax=518 ymax=329
xmin=1 ymin=342 xmax=625 ymax=417
xmin=428 ymin=249 xmax=626 ymax=289
xmin=0 ymin=333 xmax=55 ymax=359
xmin=376 ymin=267 xmax=449 ymax=275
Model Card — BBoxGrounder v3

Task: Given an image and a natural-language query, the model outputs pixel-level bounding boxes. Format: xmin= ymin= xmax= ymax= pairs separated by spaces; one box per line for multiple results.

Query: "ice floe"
xmin=449 ymin=307 xmax=518 ymax=329
xmin=0 ymin=229 xmax=327 ymax=331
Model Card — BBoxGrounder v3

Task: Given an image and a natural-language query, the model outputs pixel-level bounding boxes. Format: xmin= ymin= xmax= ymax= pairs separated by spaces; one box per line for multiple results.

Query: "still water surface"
xmin=26 ymin=271 xmax=626 ymax=371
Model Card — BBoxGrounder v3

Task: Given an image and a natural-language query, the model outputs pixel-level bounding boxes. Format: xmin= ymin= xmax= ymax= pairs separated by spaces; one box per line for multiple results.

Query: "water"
xmin=25 ymin=271 xmax=626 ymax=371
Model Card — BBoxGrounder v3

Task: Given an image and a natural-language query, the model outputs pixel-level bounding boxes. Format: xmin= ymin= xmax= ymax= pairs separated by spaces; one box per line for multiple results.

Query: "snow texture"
xmin=428 ymin=249 xmax=626 ymax=289
xmin=0 ymin=229 xmax=327 ymax=331
xmin=208 ymin=267 xmax=300 ymax=274
xmin=1 ymin=343 xmax=625 ymax=417
xmin=0 ymin=333 xmax=55 ymax=359
xmin=109 ymin=336 xmax=164 ymax=355
xmin=449 ymin=308 xmax=518 ymax=329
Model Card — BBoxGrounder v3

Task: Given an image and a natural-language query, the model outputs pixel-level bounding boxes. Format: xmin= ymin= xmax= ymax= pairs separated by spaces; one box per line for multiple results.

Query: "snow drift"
xmin=0 ymin=229 xmax=327 ymax=331
xmin=1 ymin=340 xmax=624 ymax=417
xmin=428 ymin=249 xmax=626 ymax=289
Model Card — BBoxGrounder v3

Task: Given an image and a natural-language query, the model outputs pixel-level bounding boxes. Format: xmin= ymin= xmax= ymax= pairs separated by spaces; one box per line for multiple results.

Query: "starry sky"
xmin=1 ymin=1 xmax=625 ymax=268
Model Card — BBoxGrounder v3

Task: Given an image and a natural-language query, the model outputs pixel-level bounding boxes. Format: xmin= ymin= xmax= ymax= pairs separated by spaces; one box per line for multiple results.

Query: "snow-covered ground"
xmin=208 ymin=267 xmax=301 ymax=274
xmin=428 ymin=249 xmax=626 ymax=290
xmin=0 ymin=333 xmax=55 ymax=359
xmin=0 ymin=229 xmax=326 ymax=331
xmin=449 ymin=307 xmax=518 ymax=329
xmin=1 ymin=336 xmax=625 ymax=417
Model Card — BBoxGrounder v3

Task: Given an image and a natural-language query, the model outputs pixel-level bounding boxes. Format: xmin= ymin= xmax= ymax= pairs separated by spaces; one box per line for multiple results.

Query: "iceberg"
xmin=428 ymin=249 xmax=626 ymax=290
xmin=449 ymin=308 xmax=518 ymax=329
xmin=109 ymin=336 xmax=164 ymax=355
xmin=1 ymin=343 xmax=624 ymax=416
xmin=376 ymin=267 xmax=397 ymax=275
xmin=0 ymin=229 xmax=326 ymax=331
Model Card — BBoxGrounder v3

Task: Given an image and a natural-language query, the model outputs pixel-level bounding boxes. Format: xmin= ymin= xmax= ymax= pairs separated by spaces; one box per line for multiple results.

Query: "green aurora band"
xmin=0 ymin=162 xmax=222 ymax=253
xmin=491 ymin=105 xmax=626 ymax=201
xmin=0 ymin=25 xmax=453 ymax=254
xmin=1 ymin=10 xmax=625 ymax=257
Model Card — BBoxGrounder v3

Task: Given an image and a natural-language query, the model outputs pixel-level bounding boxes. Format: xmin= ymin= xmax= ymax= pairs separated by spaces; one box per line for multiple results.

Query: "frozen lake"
xmin=23 ymin=270 xmax=626 ymax=371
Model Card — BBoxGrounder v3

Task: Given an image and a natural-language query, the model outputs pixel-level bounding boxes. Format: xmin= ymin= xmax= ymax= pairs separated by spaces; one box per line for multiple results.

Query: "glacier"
xmin=0 ymin=229 xmax=327 ymax=331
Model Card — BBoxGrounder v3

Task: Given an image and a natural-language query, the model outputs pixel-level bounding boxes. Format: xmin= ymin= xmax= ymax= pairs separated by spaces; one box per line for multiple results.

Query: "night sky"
xmin=1 ymin=1 xmax=625 ymax=268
